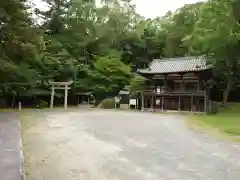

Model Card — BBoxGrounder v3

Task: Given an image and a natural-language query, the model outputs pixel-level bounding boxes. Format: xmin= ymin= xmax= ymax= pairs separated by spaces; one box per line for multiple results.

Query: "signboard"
xmin=130 ymin=99 xmax=137 ymax=105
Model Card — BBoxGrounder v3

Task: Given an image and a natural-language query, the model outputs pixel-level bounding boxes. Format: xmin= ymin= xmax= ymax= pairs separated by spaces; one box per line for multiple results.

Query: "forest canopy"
xmin=0 ymin=0 xmax=239 ymax=107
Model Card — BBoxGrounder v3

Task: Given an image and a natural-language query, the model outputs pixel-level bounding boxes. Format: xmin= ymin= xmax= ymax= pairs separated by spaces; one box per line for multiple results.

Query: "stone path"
xmin=22 ymin=110 xmax=240 ymax=180
xmin=0 ymin=112 xmax=23 ymax=180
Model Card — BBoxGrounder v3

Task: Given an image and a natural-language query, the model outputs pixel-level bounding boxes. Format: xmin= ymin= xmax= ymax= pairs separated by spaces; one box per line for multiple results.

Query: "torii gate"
xmin=49 ymin=81 xmax=73 ymax=110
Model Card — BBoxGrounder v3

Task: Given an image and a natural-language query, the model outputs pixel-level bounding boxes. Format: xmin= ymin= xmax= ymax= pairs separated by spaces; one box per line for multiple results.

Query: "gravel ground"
xmin=22 ymin=109 xmax=240 ymax=180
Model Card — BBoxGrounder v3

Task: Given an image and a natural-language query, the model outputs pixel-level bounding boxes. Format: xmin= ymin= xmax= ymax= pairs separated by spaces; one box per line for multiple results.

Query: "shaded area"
xmin=21 ymin=110 xmax=240 ymax=180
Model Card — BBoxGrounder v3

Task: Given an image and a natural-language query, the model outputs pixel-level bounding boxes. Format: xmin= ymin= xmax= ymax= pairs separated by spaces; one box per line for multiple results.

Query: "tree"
xmin=0 ymin=0 xmax=43 ymax=104
xmin=88 ymin=52 xmax=132 ymax=101
xmin=2 ymin=0 xmax=239 ymax=107
xmin=127 ymin=73 xmax=146 ymax=94
xmin=191 ymin=0 xmax=240 ymax=105
xmin=161 ymin=2 xmax=203 ymax=57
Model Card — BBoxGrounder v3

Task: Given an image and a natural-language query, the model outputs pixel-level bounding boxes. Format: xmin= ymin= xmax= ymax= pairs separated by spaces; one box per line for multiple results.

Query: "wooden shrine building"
xmin=137 ymin=56 xmax=213 ymax=113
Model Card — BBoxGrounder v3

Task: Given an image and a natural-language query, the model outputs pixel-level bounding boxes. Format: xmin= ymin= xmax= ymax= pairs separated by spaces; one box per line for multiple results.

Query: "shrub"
xmin=36 ymin=100 xmax=48 ymax=108
xmin=100 ymin=98 xmax=115 ymax=109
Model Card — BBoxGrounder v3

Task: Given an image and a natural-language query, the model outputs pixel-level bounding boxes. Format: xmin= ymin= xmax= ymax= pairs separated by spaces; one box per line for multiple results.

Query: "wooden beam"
xmin=182 ymin=76 xmax=199 ymax=80
xmin=50 ymin=81 xmax=73 ymax=85
xmin=53 ymin=87 xmax=71 ymax=90
xmin=174 ymin=80 xmax=198 ymax=83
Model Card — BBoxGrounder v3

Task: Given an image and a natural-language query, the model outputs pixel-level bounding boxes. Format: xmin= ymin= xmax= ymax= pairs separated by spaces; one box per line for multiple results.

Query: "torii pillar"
xmin=50 ymin=81 xmax=73 ymax=110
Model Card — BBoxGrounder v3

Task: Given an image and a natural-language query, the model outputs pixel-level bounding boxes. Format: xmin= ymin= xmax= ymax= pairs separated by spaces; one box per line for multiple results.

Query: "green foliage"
xmin=35 ymin=100 xmax=48 ymax=108
xmin=89 ymin=52 xmax=132 ymax=100
xmin=161 ymin=2 xmax=203 ymax=57
xmin=0 ymin=0 xmax=43 ymax=97
xmin=127 ymin=74 xmax=146 ymax=94
xmin=191 ymin=0 xmax=240 ymax=105
xmin=99 ymin=98 xmax=115 ymax=109
xmin=1 ymin=0 xmax=240 ymax=106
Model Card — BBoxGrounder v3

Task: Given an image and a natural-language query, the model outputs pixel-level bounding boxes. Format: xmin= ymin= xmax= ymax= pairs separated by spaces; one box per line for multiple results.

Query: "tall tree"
xmin=191 ymin=0 xmax=240 ymax=105
xmin=0 ymin=0 xmax=43 ymax=102
xmin=161 ymin=2 xmax=203 ymax=57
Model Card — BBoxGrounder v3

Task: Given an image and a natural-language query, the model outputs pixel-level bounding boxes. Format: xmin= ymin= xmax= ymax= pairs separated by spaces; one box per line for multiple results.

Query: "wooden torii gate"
xmin=50 ymin=81 xmax=73 ymax=110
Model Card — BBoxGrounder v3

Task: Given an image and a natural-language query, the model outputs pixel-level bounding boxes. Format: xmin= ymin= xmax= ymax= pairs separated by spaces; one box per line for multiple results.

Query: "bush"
xmin=100 ymin=98 xmax=115 ymax=109
xmin=36 ymin=100 xmax=48 ymax=108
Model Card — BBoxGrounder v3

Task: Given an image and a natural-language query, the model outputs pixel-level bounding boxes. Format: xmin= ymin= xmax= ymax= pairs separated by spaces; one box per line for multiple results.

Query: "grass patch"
xmin=188 ymin=103 xmax=240 ymax=141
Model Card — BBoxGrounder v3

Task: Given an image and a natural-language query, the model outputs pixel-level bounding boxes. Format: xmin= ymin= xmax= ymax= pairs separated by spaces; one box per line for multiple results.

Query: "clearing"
xmin=21 ymin=109 xmax=240 ymax=180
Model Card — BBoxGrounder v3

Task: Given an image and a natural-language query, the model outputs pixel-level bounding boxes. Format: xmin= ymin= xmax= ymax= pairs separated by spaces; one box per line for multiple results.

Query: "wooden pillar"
xmin=180 ymin=74 xmax=183 ymax=90
xmin=151 ymin=95 xmax=154 ymax=109
xmin=161 ymin=96 xmax=164 ymax=111
xmin=178 ymin=96 xmax=181 ymax=111
xmin=191 ymin=96 xmax=193 ymax=112
xmin=64 ymin=85 xmax=68 ymax=110
xmin=197 ymin=80 xmax=200 ymax=92
xmin=209 ymin=100 xmax=212 ymax=113
xmin=141 ymin=92 xmax=144 ymax=111
xmin=204 ymin=90 xmax=207 ymax=114
xmin=164 ymin=74 xmax=167 ymax=91
xmin=136 ymin=98 xmax=138 ymax=110
xmin=50 ymin=85 xmax=55 ymax=108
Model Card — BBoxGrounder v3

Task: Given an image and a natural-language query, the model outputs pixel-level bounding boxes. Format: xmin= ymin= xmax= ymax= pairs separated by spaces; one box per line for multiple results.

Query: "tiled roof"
xmin=118 ymin=90 xmax=130 ymax=95
xmin=137 ymin=56 xmax=212 ymax=74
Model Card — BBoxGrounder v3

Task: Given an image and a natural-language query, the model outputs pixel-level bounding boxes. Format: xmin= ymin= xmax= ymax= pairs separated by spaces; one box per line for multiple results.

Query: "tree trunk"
xmin=222 ymin=77 xmax=232 ymax=106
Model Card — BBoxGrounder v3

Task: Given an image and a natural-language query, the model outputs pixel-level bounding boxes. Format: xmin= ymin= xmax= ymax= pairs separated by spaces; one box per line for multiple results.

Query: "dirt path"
xmin=22 ymin=110 xmax=240 ymax=180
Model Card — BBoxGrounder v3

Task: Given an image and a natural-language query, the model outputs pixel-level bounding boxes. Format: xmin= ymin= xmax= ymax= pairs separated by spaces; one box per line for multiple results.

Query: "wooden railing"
xmin=143 ymin=86 xmax=206 ymax=96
